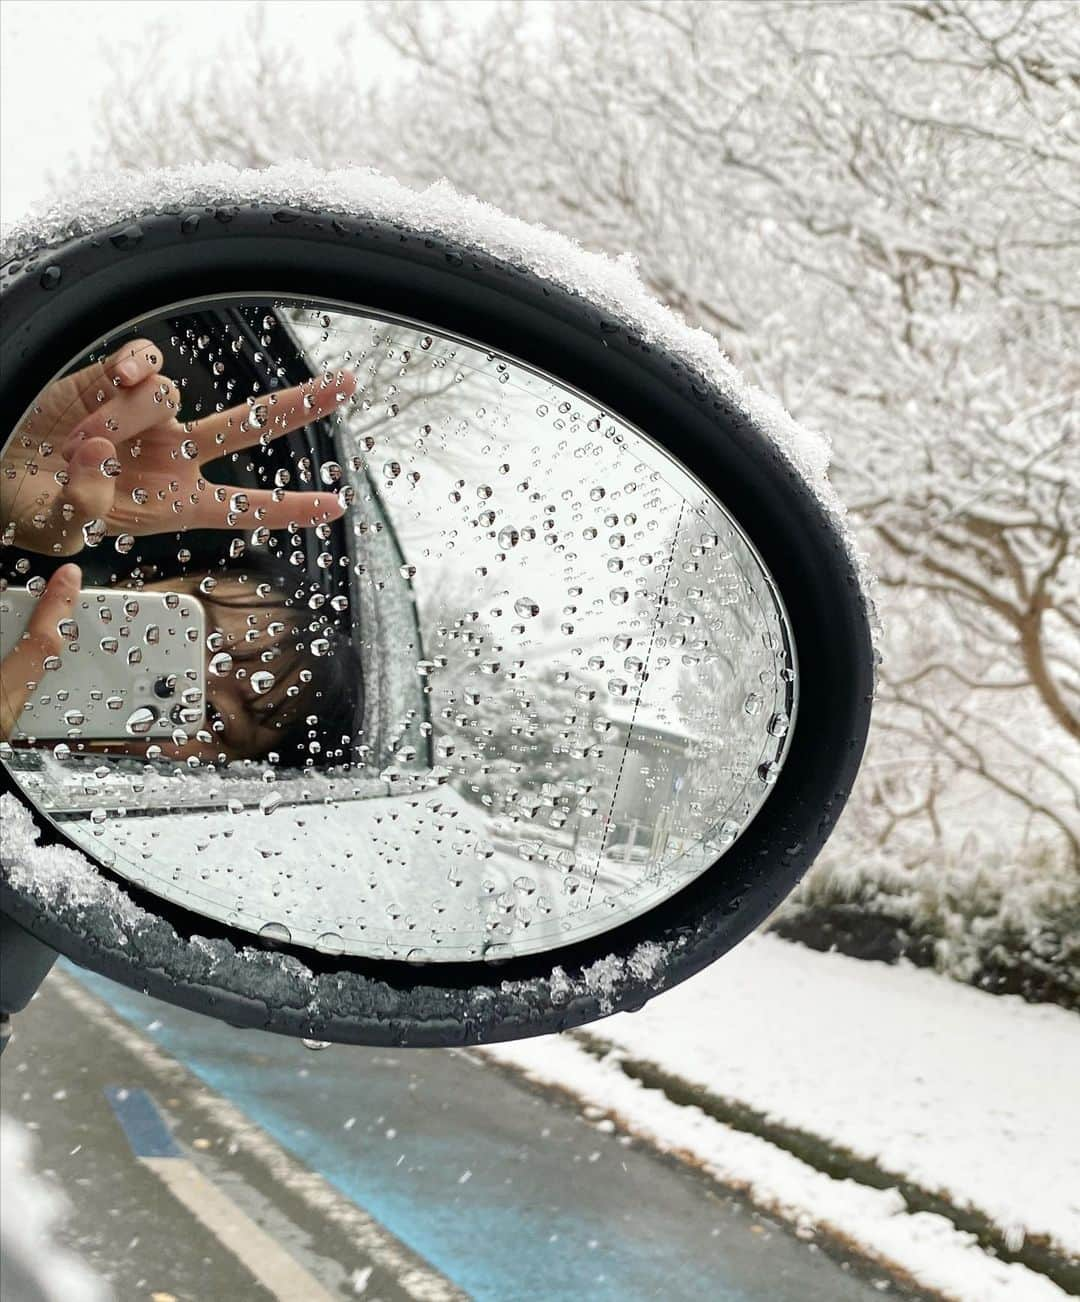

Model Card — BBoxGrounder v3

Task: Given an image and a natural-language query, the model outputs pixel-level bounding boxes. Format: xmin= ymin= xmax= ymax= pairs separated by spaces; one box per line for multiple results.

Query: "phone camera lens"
xmin=153 ymin=675 xmax=177 ymax=699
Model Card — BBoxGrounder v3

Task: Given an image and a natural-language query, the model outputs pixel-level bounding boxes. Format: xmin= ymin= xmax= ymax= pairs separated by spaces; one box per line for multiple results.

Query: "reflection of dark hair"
xmin=194 ymin=548 xmax=363 ymax=771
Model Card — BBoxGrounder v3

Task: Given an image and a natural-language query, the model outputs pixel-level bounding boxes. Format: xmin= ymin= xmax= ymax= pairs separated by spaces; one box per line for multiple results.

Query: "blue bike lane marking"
xmin=67 ymin=962 xmax=813 ymax=1302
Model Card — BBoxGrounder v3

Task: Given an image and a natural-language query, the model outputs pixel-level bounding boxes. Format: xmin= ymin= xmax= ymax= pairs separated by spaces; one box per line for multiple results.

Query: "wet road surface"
xmin=1 ymin=963 xmax=907 ymax=1301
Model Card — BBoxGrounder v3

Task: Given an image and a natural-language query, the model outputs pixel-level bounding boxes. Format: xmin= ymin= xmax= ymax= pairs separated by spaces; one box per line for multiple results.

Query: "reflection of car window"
xmin=273 ymin=309 xmax=434 ymax=777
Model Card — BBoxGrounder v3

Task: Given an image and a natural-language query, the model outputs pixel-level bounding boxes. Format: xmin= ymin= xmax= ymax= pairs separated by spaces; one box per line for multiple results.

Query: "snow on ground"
xmin=483 ymin=934 xmax=1080 ymax=1300
xmin=0 ymin=1116 xmax=108 ymax=1302
xmin=482 ymin=1037 xmax=1066 ymax=1302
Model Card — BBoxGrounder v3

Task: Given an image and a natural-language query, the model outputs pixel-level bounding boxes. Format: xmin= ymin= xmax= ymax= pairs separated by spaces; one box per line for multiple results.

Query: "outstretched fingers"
xmin=194 ymin=487 xmax=346 ymax=532
xmin=191 ymin=370 xmax=358 ymax=458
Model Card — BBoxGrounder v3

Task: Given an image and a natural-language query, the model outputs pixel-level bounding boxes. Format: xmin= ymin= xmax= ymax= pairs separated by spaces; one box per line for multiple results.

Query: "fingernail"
xmin=61 ymin=431 xmax=89 ymax=462
xmin=117 ymin=359 xmax=140 ymax=383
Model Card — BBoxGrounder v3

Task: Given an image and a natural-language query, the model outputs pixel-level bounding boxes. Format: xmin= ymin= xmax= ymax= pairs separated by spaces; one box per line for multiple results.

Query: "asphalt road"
xmin=1 ymin=964 xmax=907 ymax=1302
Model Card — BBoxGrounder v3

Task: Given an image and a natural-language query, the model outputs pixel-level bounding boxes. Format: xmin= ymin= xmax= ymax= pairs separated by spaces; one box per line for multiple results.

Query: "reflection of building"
xmin=578 ymin=719 xmax=700 ymax=864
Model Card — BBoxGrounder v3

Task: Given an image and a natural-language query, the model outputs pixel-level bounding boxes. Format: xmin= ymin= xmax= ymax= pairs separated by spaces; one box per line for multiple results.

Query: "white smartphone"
xmin=0 ymin=585 xmax=207 ymax=742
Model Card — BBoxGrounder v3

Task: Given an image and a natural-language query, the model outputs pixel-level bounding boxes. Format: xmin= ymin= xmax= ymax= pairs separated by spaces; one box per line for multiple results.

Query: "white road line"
xmin=142 ymin=1155 xmax=338 ymax=1302
xmin=52 ymin=970 xmax=466 ymax=1302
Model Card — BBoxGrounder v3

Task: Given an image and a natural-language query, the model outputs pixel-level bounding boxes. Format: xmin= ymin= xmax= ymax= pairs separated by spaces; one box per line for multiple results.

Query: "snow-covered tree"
xmin=78 ymin=0 xmax=1080 ymax=874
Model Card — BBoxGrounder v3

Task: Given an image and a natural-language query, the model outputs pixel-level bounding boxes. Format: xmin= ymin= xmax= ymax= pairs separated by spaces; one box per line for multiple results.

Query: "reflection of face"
xmin=136 ymin=574 xmax=307 ymax=765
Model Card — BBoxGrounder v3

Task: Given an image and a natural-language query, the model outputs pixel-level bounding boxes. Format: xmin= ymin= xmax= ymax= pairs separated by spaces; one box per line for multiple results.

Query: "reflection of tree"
xmin=85 ymin=0 xmax=1080 ymax=879
xmin=285 ymin=312 xmax=511 ymax=486
xmin=435 ymin=657 xmax=598 ymax=829
xmin=419 ymin=566 xmax=597 ymax=831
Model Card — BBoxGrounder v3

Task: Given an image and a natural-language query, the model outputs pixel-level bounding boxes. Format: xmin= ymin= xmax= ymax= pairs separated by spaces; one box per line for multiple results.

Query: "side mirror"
xmin=0 ymin=177 xmax=873 ymax=1046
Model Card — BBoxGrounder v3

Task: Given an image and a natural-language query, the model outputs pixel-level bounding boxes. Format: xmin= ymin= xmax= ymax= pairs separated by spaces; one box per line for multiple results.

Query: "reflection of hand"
xmin=1 ymin=339 xmax=357 ymax=557
xmin=0 ymin=563 xmax=80 ymax=740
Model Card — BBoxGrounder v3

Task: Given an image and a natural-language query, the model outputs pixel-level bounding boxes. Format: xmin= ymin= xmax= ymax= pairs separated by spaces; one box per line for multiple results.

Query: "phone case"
xmin=0 ymin=586 xmax=207 ymax=742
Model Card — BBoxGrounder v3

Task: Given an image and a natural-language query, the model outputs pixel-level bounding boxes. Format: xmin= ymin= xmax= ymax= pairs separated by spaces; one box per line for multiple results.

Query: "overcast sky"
xmin=0 ymin=0 xmax=395 ymax=224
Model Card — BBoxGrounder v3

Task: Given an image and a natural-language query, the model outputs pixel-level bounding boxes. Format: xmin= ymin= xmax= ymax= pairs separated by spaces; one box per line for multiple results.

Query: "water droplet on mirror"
xmin=82 ymin=519 xmax=106 ymax=547
xmin=205 ymin=651 xmax=234 ymax=682
xmin=125 ymin=706 xmax=158 ymax=736
xmin=251 ymin=670 xmax=275 ymax=694
xmin=258 ymin=921 xmax=291 ymax=944
xmin=744 ymin=692 xmax=764 ymax=716
xmin=302 ymin=1039 xmax=333 ymax=1051
xmin=609 ymin=588 xmax=629 ymax=606
xmin=716 ymin=819 xmax=740 ymax=845
xmin=514 ymin=597 xmax=539 ymax=618
xmin=319 ymin=461 xmax=342 ymax=486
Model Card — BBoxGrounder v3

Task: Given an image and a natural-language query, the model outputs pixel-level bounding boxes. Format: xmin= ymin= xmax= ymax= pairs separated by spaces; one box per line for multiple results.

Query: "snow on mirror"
xmin=0 ymin=298 xmax=796 ymax=963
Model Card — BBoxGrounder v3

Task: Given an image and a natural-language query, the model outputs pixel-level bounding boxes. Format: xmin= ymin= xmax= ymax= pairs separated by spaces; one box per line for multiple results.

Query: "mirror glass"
xmin=0 ymin=298 xmax=797 ymax=961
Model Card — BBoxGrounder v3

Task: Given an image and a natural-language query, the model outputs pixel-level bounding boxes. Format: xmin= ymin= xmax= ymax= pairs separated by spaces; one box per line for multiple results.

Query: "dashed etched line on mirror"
xmin=585 ymin=500 xmax=686 ymax=910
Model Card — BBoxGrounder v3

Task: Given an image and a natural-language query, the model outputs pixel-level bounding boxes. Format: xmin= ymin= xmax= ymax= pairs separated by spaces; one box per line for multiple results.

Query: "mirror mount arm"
xmin=0 ymin=911 xmax=58 ymax=1056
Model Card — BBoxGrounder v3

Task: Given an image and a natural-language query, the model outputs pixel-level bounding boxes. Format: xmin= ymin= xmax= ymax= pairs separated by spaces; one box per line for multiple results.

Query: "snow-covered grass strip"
xmin=479 ymin=1034 xmax=1070 ymax=1302
xmin=580 ymin=934 xmax=1080 ymax=1266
